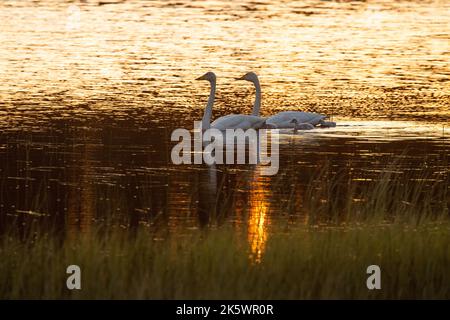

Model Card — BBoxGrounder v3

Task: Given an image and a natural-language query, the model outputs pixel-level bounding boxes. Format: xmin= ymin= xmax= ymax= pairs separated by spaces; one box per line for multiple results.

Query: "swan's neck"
xmin=201 ymin=79 xmax=215 ymax=130
xmin=252 ymin=78 xmax=261 ymax=116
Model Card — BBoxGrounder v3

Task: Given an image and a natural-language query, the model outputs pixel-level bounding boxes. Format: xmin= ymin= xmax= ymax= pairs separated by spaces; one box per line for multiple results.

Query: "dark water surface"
xmin=0 ymin=1 xmax=449 ymax=260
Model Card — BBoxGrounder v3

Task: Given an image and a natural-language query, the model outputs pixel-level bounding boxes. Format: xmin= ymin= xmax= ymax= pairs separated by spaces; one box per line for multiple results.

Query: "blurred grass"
xmin=0 ymin=219 xmax=449 ymax=299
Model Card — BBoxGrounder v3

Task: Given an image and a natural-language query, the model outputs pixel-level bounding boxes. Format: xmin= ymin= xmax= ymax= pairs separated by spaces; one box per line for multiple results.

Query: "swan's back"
xmin=211 ymin=114 xmax=265 ymax=130
xmin=267 ymin=111 xmax=325 ymax=127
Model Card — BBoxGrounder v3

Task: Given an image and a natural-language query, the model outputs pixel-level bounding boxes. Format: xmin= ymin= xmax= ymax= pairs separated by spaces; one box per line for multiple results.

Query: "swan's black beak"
xmin=235 ymin=76 xmax=245 ymax=81
xmin=196 ymin=75 xmax=206 ymax=80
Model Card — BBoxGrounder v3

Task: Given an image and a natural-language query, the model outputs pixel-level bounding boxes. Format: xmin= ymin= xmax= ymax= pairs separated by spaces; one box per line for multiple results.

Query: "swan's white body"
xmin=211 ymin=114 xmax=266 ymax=130
xmin=267 ymin=111 xmax=325 ymax=128
xmin=237 ymin=72 xmax=331 ymax=129
xmin=197 ymin=72 xmax=266 ymax=131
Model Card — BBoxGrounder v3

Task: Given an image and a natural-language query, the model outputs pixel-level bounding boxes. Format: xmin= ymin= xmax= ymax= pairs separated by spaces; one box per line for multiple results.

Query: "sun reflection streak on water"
xmin=248 ymin=177 xmax=270 ymax=263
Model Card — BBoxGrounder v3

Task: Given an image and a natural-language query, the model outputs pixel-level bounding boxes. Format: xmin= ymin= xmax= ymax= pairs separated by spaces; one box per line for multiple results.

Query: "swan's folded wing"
xmin=267 ymin=111 xmax=326 ymax=127
xmin=211 ymin=115 xmax=264 ymax=130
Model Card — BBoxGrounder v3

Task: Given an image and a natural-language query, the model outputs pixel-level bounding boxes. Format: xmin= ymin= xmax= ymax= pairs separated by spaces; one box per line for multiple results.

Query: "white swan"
xmin=196 ymin=72 xmax=266 ymax=131
xmin=236 ymin=72 xmax=333 ymax=128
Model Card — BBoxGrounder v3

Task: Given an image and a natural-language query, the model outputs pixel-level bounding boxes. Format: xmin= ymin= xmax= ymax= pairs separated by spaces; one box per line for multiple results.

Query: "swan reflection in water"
xmin=195 ymin=137 xmax=272 ymax=262
xmin=196 ymin=163 xmax=218 ymax=228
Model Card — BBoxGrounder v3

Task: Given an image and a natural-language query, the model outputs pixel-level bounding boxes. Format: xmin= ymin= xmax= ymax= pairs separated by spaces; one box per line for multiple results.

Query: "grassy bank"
xmin=0 ymin=157 xmax=448 ymax=299
xmin=1 ymin=219 xmax=449 ymax=299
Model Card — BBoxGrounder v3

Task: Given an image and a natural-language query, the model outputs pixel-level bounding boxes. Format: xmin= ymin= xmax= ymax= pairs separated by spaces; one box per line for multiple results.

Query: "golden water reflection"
xmin=247 ymin=176 xmax=271 ymax=263
xmin=0 ymin=0 xmax=448 ymax=127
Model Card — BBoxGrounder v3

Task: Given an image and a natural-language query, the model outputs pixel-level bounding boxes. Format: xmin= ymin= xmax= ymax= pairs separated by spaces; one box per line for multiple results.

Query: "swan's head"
xmin=196 ymin=72 xmax=216 ymax=82
xmin=235 ymin=72 xmax=259 ymax=83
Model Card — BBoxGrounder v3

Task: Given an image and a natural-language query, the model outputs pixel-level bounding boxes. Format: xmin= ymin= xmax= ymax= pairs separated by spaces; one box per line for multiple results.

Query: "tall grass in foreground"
xmin=0 ymin=157 xmax=448 ymax=299
xmin=0 ymin=220 xmax=449 ymax=299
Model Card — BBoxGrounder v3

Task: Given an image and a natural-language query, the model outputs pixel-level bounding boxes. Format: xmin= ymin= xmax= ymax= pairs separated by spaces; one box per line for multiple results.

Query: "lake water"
xmin=0 ymin=0 xmax=449 ymax=259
